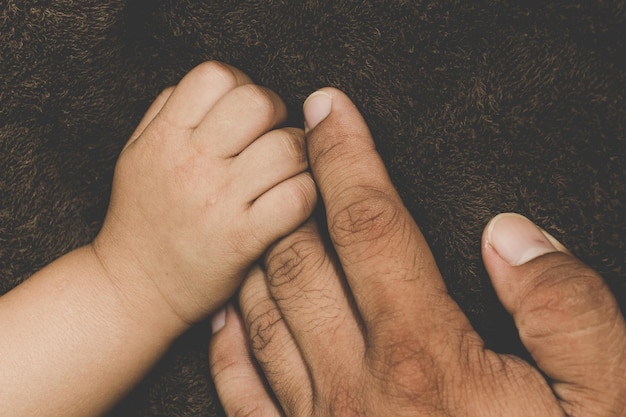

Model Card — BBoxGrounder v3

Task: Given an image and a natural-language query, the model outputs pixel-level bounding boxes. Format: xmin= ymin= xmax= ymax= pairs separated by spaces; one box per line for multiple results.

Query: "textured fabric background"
xmin=1 ymin=1 xmax=624 ymax=415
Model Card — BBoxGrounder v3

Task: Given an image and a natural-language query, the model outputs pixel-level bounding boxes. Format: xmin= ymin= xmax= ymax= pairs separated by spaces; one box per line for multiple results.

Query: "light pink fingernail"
xmin=486 ymin=213 xmax=558 ymax=266
xmin=211 ymin=306 xmax=227 ymax=334
xmin=303 ymin=91 xmax=332 ymax=132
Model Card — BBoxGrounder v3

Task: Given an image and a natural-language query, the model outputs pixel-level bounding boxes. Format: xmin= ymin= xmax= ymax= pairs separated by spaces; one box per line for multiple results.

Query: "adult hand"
xmin=209 ymin=88 xmax=626 ymax=416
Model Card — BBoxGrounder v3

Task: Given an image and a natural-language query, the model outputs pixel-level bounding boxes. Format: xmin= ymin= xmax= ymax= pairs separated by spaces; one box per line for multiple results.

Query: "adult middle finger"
xmin=262 ymin=220 xmax=366 ymax=377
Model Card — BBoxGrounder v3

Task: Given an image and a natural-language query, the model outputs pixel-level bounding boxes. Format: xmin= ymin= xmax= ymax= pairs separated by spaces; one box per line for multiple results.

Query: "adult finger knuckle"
xmin=308 ymin=133 xmax=348 ymax=169
xmin=265 ymin=231 xmax=324 ymax=289
xmin=330 ymin=190 xmax=403 ymax=250
xmin=368 ymin=333 xmax=443 ymax=406
xmin=209 ymin=342 xmax=239 ymax=381
xmin=230 ymin=404 xmax=266 ymax=417
xmin=520 ymin=258 xmax=616 ymax=333
xmin=246 ymin=303 xmax=284 ymax=355
xmin=328 ymin=385 xmax=366 ymax=417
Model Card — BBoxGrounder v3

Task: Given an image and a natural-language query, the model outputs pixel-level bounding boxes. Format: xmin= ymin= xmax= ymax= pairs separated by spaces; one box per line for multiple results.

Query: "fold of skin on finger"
xmin=209 ymin=303 xmax=283 ymax=417
xmin=238 ymin=265 xmax=314 ymax=417
xmin=483 ymin=240 xmax=626 ymax=417
xmin=159 ymin=61 xmax=253 ymax=130
xmin=193 ymin=84 xmax=288 ymax=158
xmin=125 ymin=87 xmax=174 ymax=149
xmin=262 ymin=220 xmax=366 ymax=382
xmin=227 ymin=88 xmax=580 ymax=416
xmin=306 ymin=88 xmax=479 ymax=367
xmin=233 ymin=127 xmax=309 ymax=203
xmin=245 ymin=172 xmax=318 ymax=256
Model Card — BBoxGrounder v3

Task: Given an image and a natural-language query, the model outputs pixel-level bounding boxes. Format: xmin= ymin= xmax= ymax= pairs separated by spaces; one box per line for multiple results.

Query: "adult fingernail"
xmin=303 ymin=90 xmax=332 ymax=132
xmin=211 ymin=306 xmax=227 ymax=334
xmin=486 ymin=213 xmax=558 ymax=266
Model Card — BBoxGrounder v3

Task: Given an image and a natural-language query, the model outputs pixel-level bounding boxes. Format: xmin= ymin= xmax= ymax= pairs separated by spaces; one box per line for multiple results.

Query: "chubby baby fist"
xmin=93 ymin=62 xmax=317 ymax=326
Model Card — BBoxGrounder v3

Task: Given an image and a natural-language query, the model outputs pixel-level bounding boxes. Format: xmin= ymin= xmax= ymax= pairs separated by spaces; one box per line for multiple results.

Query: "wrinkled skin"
xmin=210 ymin=88 xmax=626 ymax=417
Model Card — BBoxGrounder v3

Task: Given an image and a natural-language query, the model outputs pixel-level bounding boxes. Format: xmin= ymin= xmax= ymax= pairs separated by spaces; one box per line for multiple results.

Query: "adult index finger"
xmin=303 ymin=88 xmax=474 ymax=347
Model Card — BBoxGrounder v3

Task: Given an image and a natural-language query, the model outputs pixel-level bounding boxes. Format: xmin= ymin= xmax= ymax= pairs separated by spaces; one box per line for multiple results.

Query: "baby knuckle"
xmin=287 ymin=175 xmax=318 ymax=221
xmin=278 ymin=128 xmax=307 ymax=164
xmin=272 ymin=173 xmax=317 ymax=229
xmin=194 ymin=60 xmax=239 ymax=87
xmin=238 ymin=84 xmax=279 ymax=119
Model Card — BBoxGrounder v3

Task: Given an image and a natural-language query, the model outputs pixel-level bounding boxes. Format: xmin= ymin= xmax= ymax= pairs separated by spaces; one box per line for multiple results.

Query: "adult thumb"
xmin=482 ymin=213 xmax=626 ymax=417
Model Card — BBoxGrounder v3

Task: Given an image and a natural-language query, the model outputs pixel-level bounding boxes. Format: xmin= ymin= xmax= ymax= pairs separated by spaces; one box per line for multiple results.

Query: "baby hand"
xmin=93 ymin=62 xmax=317 ymax=326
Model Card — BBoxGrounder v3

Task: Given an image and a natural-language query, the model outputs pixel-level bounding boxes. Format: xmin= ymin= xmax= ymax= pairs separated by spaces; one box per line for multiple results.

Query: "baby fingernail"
xmin=211 ymin=306 xmax=227 ymax=334
xmin=303 ymin=90 xmax=332 ymax=132
xmin=486 ymin=213 xmax=558 ymax=266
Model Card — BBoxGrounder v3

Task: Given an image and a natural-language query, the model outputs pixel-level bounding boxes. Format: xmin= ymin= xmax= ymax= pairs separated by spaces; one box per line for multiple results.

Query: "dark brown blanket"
xmin=1 ymin=1 xmax=624 ymax=415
